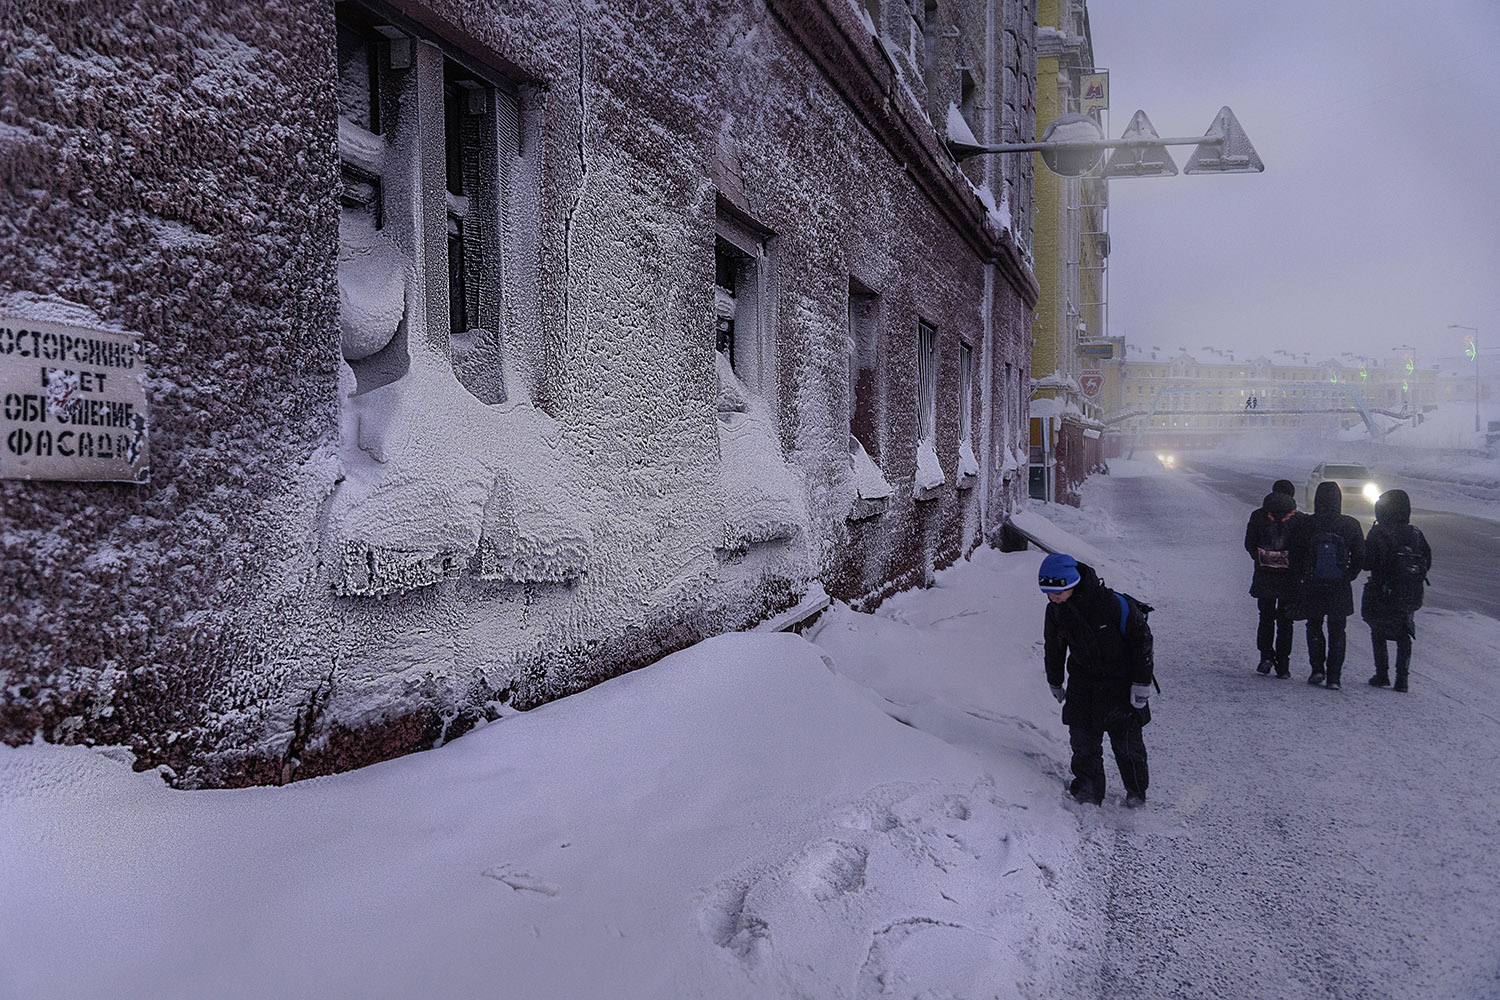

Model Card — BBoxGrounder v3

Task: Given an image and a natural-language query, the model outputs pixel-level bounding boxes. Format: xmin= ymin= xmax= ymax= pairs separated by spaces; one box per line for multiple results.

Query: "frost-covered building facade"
xmin=1 ymin=0 xmax=1038 ymax=786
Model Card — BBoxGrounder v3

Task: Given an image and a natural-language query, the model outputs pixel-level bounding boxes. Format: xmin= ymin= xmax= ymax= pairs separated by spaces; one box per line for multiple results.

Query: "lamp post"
xmin=1449 ymin=323 xmax=1480 ymax=433
xmin=1393 ymin=345 xmax=1416 ymax=415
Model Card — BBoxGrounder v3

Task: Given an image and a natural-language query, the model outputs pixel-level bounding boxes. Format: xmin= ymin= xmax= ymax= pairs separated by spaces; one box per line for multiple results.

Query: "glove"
xmin=1050 ymin=685 xmax=1066 ymax=704
xmin=1131 ymin=684 xmax=1151 ymax=710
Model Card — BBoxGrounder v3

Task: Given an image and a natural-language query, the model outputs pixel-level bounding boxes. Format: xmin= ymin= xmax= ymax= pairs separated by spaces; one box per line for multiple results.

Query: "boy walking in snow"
xmin=1039 ymin=553 xmax=1154 ymax=807
xmin=1244 ymin=479 xmax=1304 ymax=678
xmin=1360 ymin=489 xmax=1432 ymax=693
xmin=1289 ymin=481 xmax=1366 ymax=690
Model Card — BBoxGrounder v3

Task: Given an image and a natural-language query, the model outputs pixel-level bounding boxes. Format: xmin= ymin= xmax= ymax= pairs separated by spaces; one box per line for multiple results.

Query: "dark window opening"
xmin=714 ymin=237 xmax=751 ymax=371
xmin=444 ymin=64 xmax=492 ymax=339
xmin=917 ymin=321 xmax=937 ymax=443
xmin=849 ymin=284 xmax=881 ymax=459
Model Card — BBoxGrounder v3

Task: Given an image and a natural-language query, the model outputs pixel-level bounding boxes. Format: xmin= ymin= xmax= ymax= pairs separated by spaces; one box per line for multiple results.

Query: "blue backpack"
xmin=1308 ymin=528 xmax=1349 ymax=584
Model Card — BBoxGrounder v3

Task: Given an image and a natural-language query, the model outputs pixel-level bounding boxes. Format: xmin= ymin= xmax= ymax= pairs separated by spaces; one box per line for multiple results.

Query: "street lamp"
xmin=1449 ymin=323 xmax=1480 ymax=433
xmin=1393 ymin=345 xmax=1416 ymax=415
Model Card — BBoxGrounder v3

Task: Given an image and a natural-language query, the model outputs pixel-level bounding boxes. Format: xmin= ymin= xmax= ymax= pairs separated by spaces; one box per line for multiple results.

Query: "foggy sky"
xmin=1086 ymin=0 xmax=1500 ymax=368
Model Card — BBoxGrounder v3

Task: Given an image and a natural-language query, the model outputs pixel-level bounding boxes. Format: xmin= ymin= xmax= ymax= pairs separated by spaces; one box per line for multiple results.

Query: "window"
xmin=713 ymin=211 xmax=772 ymax=396
xmin=921 ymin=0 xmax=940 ymax=71
xmin=959 ymin=68 xmax=978 ymax=136
xmin=848 ymin=282 xmax=881 ymax=457
xmin=335 ymin=2 xmax=525 ymax=404
xmin=958 ymin=342 xmax=974 ymax=445
xmin=917 ymin=320 xmax=937 ymax=443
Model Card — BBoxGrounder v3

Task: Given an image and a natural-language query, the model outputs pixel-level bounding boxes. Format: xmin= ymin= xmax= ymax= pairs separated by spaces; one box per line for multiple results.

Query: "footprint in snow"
xmin=482 ymin=864 xmax=559 ymax=897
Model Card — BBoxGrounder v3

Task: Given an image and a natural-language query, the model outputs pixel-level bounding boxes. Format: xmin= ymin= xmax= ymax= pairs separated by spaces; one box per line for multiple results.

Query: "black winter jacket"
xmin=1044 ymin=561 xmax=1154 ymax=729
xmin=1361 ymin=489 xmax=1433 ymax=631
xmin=1244 ymin=490 xmax=1304 ymax=601
xmin=1289 ymin=481 xmax=1366 ymax=620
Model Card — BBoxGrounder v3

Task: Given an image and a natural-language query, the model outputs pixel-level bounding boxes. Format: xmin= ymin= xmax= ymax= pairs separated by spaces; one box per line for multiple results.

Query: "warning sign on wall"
xmin=0 ymin=317 xmax=150 ymax=482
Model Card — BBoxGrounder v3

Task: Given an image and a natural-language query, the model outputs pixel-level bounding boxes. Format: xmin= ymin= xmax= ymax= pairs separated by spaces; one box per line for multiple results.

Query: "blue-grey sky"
xmin=1087 ymin=0 xmax=1500 ymax=367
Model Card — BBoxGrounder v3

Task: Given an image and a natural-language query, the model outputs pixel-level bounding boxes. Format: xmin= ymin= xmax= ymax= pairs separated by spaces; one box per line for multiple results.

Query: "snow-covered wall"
xmin=1 ymin=0 xmax=1036 ymax=786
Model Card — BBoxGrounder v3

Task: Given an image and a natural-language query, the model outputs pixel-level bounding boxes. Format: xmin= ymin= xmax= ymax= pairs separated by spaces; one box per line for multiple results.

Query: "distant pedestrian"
xmin=1361 ymin=489 xmax=1432 ymax=693
xmin=1289 ymin=481 xmax=1366 ymax=690
xmin=1039 ymin=553 xmax=1155 ymax=807
xmin=1243 ymin=479 xmax=1304 ymax=678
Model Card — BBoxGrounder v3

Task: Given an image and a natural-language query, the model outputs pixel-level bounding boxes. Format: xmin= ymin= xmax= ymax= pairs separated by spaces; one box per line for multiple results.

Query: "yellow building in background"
xmin=1029 ymin=0 xmax=1107 ymax=505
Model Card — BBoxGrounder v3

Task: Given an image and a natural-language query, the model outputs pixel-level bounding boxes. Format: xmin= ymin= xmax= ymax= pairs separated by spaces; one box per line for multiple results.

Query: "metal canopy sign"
xmin=1184 ymin=106 xmax=1265 ymax=174
xmin=1080 ymin=371 xmax=1104 ymax=397
xmin=1102 ymin=110 xmax=1179 ymax=178
xmin=0 ymin=317 xmax=150 ymax=482
xmin=1078 ymin=343 xmax=1114 ymax=358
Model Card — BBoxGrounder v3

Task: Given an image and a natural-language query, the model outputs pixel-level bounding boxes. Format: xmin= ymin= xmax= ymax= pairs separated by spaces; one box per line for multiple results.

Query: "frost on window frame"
xmin=713 ymin=209 xmax=774 ymax=410
xmin=334 ymin=0 xmax=524 ymax=405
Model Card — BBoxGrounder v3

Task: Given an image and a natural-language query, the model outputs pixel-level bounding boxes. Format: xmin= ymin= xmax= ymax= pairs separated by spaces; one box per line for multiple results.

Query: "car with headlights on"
xmin=1305 ymin=462 xmax=1380 ymax=510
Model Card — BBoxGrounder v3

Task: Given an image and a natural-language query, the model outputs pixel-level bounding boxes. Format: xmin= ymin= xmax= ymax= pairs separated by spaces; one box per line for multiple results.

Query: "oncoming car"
xmin=1305 ymin=462 xmax=1380 ymax=510
xmin=1156 ymin=452 xmax=1177 ymax=469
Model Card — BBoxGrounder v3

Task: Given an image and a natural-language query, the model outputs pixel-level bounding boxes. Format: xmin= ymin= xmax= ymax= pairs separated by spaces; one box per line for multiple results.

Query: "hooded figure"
xmin=1289 ymin=480 xmax=1366 ymax=687
xmin=1361 ymin=489 xmax=1431 ymax=629
xmin=1041 ymin=555 xmax=1155 ymax=805
xmin=1245 ymin=481 xmax=1303 ymax=602
xmin=1243 ymin=479 xmax=1305 ymax=675
xmin=1360 ymin=489 xmax=1432 ymax=691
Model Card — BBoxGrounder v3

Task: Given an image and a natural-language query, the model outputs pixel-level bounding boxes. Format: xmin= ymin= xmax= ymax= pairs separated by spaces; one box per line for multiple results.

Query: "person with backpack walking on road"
xmin=1244 ymin=479 xmax=1304 ymax=678
xmin=1039 ymin=552 xmax=1155 ymax=807
xmin=1289 ymin=481 xmax=1366 ymax=690
xmin=1361 ymin=489 xmax=1432 ymax=693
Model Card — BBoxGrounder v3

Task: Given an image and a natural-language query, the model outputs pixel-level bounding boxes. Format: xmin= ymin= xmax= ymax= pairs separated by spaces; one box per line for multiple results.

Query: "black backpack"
xmin=1114 ymin=591 xmax=1160 ymax=693
xmin=1308 ymin=528 xmax=1349 ymax=584
xmin=1386 ymin=525 xmax=1429 ymax=612
xmin=1256 ymin=512 xmax=1294 ymax=570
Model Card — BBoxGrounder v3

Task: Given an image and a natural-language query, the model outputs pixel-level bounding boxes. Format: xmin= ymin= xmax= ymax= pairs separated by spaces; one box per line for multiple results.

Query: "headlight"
xmin=1362 ymin=482 xmax=1380 ymax=502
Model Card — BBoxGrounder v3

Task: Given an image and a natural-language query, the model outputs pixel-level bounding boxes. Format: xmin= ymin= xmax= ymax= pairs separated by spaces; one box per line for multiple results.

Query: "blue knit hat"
xmin=1038 ymin=553 xmax=1081 ymax=593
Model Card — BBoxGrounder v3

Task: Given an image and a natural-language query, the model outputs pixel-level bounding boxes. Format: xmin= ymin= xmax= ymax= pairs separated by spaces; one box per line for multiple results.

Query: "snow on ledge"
xmin=914 ymin=440 xmax=946 ymax=498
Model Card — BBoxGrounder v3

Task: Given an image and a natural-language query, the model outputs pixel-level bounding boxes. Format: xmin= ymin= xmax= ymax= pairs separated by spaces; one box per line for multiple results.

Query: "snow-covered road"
xmin=1040 ymin=466 xmax=1500 ymax=999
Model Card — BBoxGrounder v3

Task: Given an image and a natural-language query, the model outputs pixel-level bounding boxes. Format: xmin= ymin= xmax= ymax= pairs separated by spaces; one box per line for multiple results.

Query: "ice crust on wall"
xmin=328 ymin=335 xmax=595 ymax=597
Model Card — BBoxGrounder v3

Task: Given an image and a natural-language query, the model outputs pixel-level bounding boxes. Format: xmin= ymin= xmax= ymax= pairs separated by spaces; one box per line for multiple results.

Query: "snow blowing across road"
xmin=4 ymin=458 xmax=1499 ymax=999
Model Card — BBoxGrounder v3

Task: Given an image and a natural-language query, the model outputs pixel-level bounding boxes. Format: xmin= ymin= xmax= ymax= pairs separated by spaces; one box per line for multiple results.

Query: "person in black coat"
xmin=1361 ymin=489 xmax=1432 ymax=692
xmin=1288 ymin=480 xmax=1366 ymax=689
xmin=1040 ymin=553 xmax=1154 ymax=807
xmin=1243 ymin=478 xmax=1304 ymax=677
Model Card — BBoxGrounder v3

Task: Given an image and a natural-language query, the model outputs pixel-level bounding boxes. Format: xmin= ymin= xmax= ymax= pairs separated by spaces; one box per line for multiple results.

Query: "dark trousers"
xmin=1068 ymin=720 xmax=1149 ymax=803
xmin=1370 ymin=621 xmax=1413 ymax=686
xmin=1306 ymin=614 xmax=1348 ymax=681
xmin=1256 ymin=596 xmax=1295 ymax=667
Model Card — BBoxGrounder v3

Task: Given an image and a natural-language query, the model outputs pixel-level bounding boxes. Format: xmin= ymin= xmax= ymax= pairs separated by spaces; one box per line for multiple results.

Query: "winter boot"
xmin=1308 ymin=671 xmax=1326 ymax=686
xmin=1369 ymin=674 xmax=1390 ymax=688
xmin=1068 ymin=779 xmax=1103 ymax=806
xmin=1256 ymin=657 xmax=1274 ymax=675
xmin=1274 ymin=657 xmax=1291 ymax=679
xmin=1124 ymin=792 xmax=1147 ymax=809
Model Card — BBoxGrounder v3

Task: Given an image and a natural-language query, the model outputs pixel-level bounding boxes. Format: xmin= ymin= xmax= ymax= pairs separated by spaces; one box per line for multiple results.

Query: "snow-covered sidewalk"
xmin=4 ymin=458 xmax=1498 ymax=999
